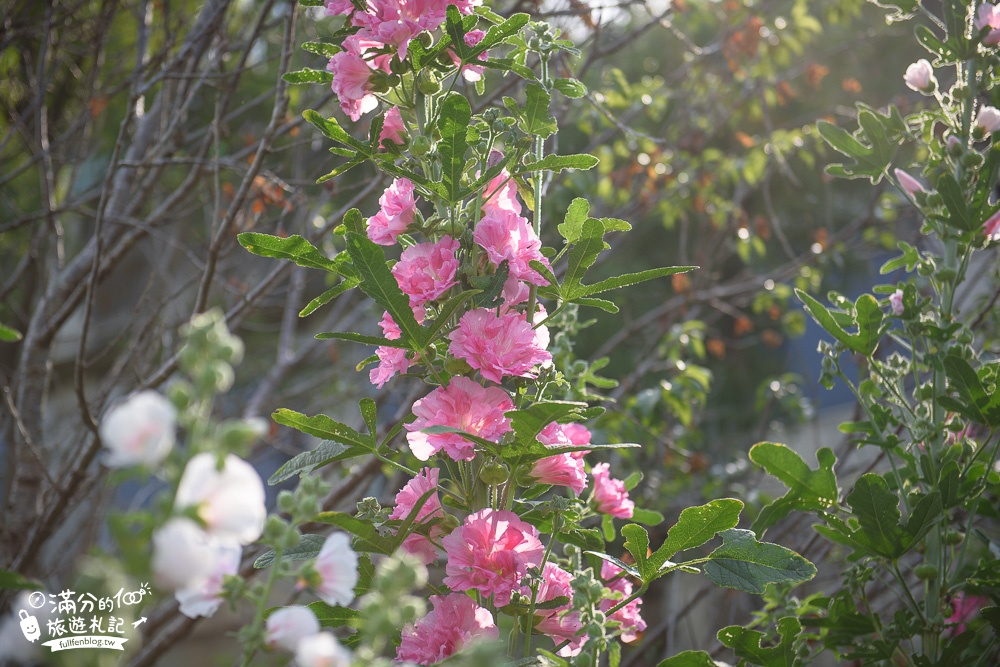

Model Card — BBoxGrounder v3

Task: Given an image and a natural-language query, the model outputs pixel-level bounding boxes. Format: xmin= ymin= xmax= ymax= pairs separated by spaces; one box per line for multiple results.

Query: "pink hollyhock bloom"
xmin=600 ymin=561 xmax=647 ymax=643
xmin=313 ymin=532 xmax=359 ymax=607
xmin=175 ymin=541 xmax=241 ymax=618
xmin=893 ymin=168 xmax=924 ymax=196
xmin=99 ymin=390 xmax=176 ymax=468
xmin=529 ymin=423 xmax=588 ymax=494
xmin=265 ymin=606 xmax=320 ymax=652
xmin=324 ymin=0 xmax=355 ymax=16
xmin=175 ymin=453 xmax=266 ymax=546
xmin=473 ymin=208 xmax=551 ymax=286
xmin=392 ymin=236 xmax=461 ymax=308
xmin=405 ymin=376 xmax=513 ymax=461
xmin=367 ymin=178 xmax=417 ymax=245
xmin=370 ymin=311 xmax=424 ymax=388
xmin=947 ymin=592 xmax=988 ymax=636
xmin=976 ymin=105 xmax=1000 ymax=135
xmin=390 ymin=467 xmax=445 ymax=564
xmin=449 ymin=30 xmax=487 ymax=82
xmin=379 ymin=106 xmax=406 ymax=147
xmin=397 ymin=593 xmax=499 ymax=665
xmin=977 ymin=3 xmax=1000 ymax=45
xmin=327 ymin=38 xmax=379 ymax=122
xmin=449 ymin=308 xmax=551 ymax=384
xmin=442 ymin=509 xmax=544 ymax=606
xmin=521 ymin=563 xmax=585 ymax=656
xmin=482 ymin=169 xmax=521 ymax=216
xmin=563 ymin=422 xmax=593 ymax=459
xmin=295 ymin=632 xmax=352 ymax=667
xmin=984 ymin=208 xmax=1000 ymax=241
xmin=889 ymin=289 xmax=904 ymax=316
xmin=903 ymin=59 xmax=935 ymax=94
xmin=590 ymin=462 xmax=634 ymax=519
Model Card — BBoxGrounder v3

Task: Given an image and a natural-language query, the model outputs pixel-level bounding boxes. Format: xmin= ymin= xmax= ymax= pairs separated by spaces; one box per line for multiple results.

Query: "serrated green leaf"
xmin=717 ymin=616 xmax=802 ymax=667
xmin=942 ymin=354 xmax=1000 ymax=426
xmin=303 ymin=109 xmax=367 ymax=152
xmin=254 ymin=534 xmax=326 ymax=569
xmin=651 ymin=499 xmax=743 ymax=571
xmin=438 ymin=94 xmax=472 ymax=203
xmin=521 ymin=83 xmax=557 ymax=138
xmin=314 ymin=512 xmax=396 ymax=554
xmin=0 ymin=570 xmax=42 ymax=591
xmin=268 ymin=440 xmax=370 ymax=485
xmin=360 ymin=398 xmax=377 ymax=439
xmin=506 ymin=401 xmax=590 ymax=445
xmin=704 ymin=529 xmax=817 ymax=594
xmin=553 ymin=77 xmax=587 ymax=98
xmin=622 ymin=524 xmax=650 ymax=579
xmin=283 ymin=68 xmax=334 ymax=84
xmin=584 ymin=551 xmax=641 ymax=581
xmin=563 ymin=218 xmax=607 ymax=298
xmin=558 ymin=198 xmax=590 ymax=244
xmin=0 ymin=324 xmax=22 ymax=343
xmin=315 ymin=331 xmax=411 ymax=348
xmin=749 ymin=443 xmax=838 ymax=536
xmin=471 ymin=261 xmax=508 ymax=309
xmin=481 ymin=58 xmax=537 ymax=80
xmin=853 ymin=294 xmax=883 ymax=356
xmin=301 ymin=41 xmax=341 ymax=57
xmin=300 ymin=278 xmax=361 ymax=317
xmin=631 ymin=508 xmax=665 ymax=526
xmin=576 ymin=266 xmax=697 ymax=298
xmin=845 ymin=473 xmax=906 ymax=558
xmin=239 ymin=233 xmax=342 ymax=273
xmin=308 ymin=601 xmax=361 ymax=628
xmin=477 ymin=13 xmax=530 ymax=52
xmin=574 ymin=297 xmax=619 ymax=313
xmin=272 ymin=408 xmax=371 ymax=449
xmin=656 ymin=651 xmax=717 ymax=667
xmin=520 ymin=154 xmax=599 ymax=174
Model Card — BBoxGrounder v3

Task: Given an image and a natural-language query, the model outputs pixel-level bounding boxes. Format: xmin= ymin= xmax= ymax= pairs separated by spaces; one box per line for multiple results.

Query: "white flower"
xmin=266 ymin=606 xmax=321 ymax=652
xmin=175 ymin=541 xmax=241 ymax=618
xmin=175 ymin=453 xmax=266 ymax=546
xmin=314 ymin=533 xmax=359 ymax=607
xmin=151 ymin=518 xmax=220 ymax=590
xmin=295 ymin=632 xmax=351 ymax=667
xmin=903 ymin=59 xmax=935 ymax=94
xmin=976 ymin=105 xmax=1000 ymax=135
xmin=99 ymin=390 xmax=177 ymax=468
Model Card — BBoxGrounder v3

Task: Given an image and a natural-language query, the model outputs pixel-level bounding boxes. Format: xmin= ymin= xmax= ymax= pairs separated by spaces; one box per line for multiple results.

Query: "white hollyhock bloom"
xmin=151 ymin=518 xmax=220 ymax=590
xmin=99 ymin=390 xmax=177 ymax=468
xmin=295 ymin=632 xmax=351 ymax=667
xmin=976 ymin=105 xmax=1000 ymax=135
xmin=314 ymin=533 xmax=359 ymax=607
xmin=175 ymin=541 xmax=241 ymax=618
xmin=175 ymin=453 xmax=266 ymax=546
xmin=266 ymin=606 xmax=321 ymax=652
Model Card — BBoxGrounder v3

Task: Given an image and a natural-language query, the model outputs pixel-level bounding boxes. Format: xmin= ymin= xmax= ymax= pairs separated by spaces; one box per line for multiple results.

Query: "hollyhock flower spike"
xmin=903 ymin=59 xmax=936 ymax=94
xmin=405 ymin=376 xmax=514 ymax=461
xmin=313 ymin=532 xmax=359 ymax=607
xmin=591 ymin=462 xmax=635 ymax=519
xmin=977 ymin=3 xmax=1000 ymax=46
xmin=442 ymin=509 xmax=544 ymax=606
xmin=449 ymin=308 xmax=552 ymax=384
xmin=893 ymin=168 xmax=924 ymax=197
xmin=367 ymin=178 xmax=417 ymax=245
xmin=174 ymin=453 xmax=266 ymax=546
xmin=175 ymin=542 xmax=241 ymax=618
xmin=295 ymin=631 xmax=352 ymax=667
xmin=396 ymin=593 xmax=499 ymax=665
xmin=99 ymin=390 xmax=177 ymax=468
xmin=390 ymin=467 xmax=445 ymax=564
xmin=266 ymin=606 xmax=321 ymax=652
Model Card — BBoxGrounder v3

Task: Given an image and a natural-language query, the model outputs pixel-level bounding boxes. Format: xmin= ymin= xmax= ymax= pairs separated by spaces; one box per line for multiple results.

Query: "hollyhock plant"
xmin=313 ymin=532 xmax=360 ymax=607
xmin=174 ymin=452 xmax=266 ymax=546
xmin=379 ymin=106 xmax=406 ymax=147
xmin=590 ymin=462 xmax=635 ymax=519
xmin=442 ymin=509 xmax=544 ymax=606
xmin=266 ymin=606 xmax=321 ymax=652
xmin=473 ymin=208 xmax=551 ymax=286
xmin=99 ymin=389 xmax=177 ymax=468
xmin=529 ymin=422 xmax=588 ymax=494
xmin=175 ymin=541 xmax=241 ymax=618
xmin=449 ymin=308 xmax=551 ymax=384
xmin=396 ymin=593 xmax=499 ymax=665
xmin=368 ymin=178 xmax=417 ymax=245
xmin=405 ymin=376 xmax=514 ymax=461
xmin=600 ymin=561 xmax=647 ymax=643
xmin=392 ymin=236 xmax=461 ymax=308
xmin=522 ymin=563 xmax=585 ymax=656
xmin=390 ymin=467 xmax=445 ymax=564
xmin=295 ymin=631 xmax=352 ymax=667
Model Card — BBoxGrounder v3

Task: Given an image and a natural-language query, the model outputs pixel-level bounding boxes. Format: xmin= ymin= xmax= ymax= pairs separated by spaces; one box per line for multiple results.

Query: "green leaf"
xmin=519 ymin=154 xmax=599 ymax=174
xmin=437 ymin=94 xmax=472 ymax=203
xmin=303 ymin=110 xmax=367 ymax=152
xmin=521 ymin=83 xmax=557 ymax=138
xmin=268 ymin=440 xmax=370 ymax=485
xmin=631 ymin=508 xmax=666 ymax=526
xmin=314 ymin=511 xmax=396 ymax=554
xmin=558 ymin=198 xmax=590 ymax=244
xmin=553 ymin=77 xmax=587 ymax=98
xmin=0 ymin=324 xmax=22 ymax=343
xmin=308 ymin=601 xmax=361 ymax=628
xmin=817 ymin=106 xmax=907 ymax=183
xmin=360 ymin=398 xmax=377 ymax=439
xmin=471 ymin=261 xmax=509 ymax=309
xmin=272 ymin=408 xmax=372 ymax=449
xmin=941 ymin=354 xmax=1000 ymax=426
xmin=477 ymin=13 xmax=530 ymax=52
xmin=315 ymin=331 xmax=411 ymax=348
xmin=903 ymin=491 xmax=942 ymax=548
xmin=717 ymin=616 xmax=802 ymax=667
xmin=749 ymin=443 xmax=838 ymax=536
xmin=283 ymin=68 xmax=334 ymax=84
xmin=254 ymin=534 xmax=326 ymax=568
xmin=575 ymin=266 xmax=698 ymax=298
xmin=344 ymin=232 xmax=428 ymax=348
xmin=656 ymin=651 xmax=717 ymax=667
xmin=0 ymin=570 xmax=42 ymax=591
xmin=852 ymin=294 xmax=884 ymax=356
xmin=239 ymin=233 xmax=344 ymax=273
xmin=299 ymin=278 xmax=361 ymax=317
xmin=299 ymin=0 xmax=324 ymax=6
xmin=651 ymin=499 xmax=743 ymax=570
xmin=584 ymin=551 xmax=641 ymax=581
xmin=563 ymin=218 xmax=607 ymax=299
xmin=704 ymin=529 xmax=817 ymax=595
xmin=622 ymin=524 xmax=651 ymax=580
xmin=937 ymin=173 xmax=975 ymax=231
xmin=506 ymin=401 xmax=590 ymax=445
xmin=574 ymin=297 xmax=619 ymax=313
xmin=845 ymin=473 xmax=906 ymax=558
xmin=301 ymin=41 xmax=341 ymax=57
xmin=481 ymin=58 xmax=537 ymax=80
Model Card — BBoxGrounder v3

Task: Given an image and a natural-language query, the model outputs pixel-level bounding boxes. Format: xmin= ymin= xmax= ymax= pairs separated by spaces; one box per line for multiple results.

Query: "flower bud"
xmin=479 ymin=460 xmax=509 ymax=485
xmin=410 ymin=135 xmax=432 ymax=157
xmin=903 ymin=59 xmax=936 ymax=94
xmin=416 ymin=70 xmax=441 ymax=95
xmin=893 ymin=168 xmax=924 ymax=197
xmin=915 ymin=563 xmax=937 ymax=580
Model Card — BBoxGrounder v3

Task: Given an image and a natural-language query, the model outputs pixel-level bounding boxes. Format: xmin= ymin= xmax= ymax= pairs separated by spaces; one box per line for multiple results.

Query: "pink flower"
xmin=947 ymin=592 xmax=988 ymax=636
xmin=327 ymin=39 xmax=379 ymax=122
xmin=266 ymin=606 xmax=320 ymax=652
xmin=449 ymin=29 xmax=487 ymax=82
xmin=984 ymin=208 xmax=1000 ymax=241
xmin=903 ymin=59 xmax=935 ymax=94
xmin=590 ymin=462 xmax=634 ymax=519
xmin=977 ymin=3 xmax=1000 ymax=45
xmin=600 ymin=561 xmax=647 ymax=643
xmin=390 ymin=467 xmax=445 ymax=564
xmin=894 ymin=168 xmax=924 ymax=197
xmin=392 ymin=236 xmax=461 ymax=308
xmin=324 ymin=0 xmax=355 ymax=16
xmin=367 ymin=178 xmax=417 ymax=245
xmin=563 ymin=423 xmax=593 ymax=459
xmin=379 ymin=106 xmax=406 ymax=147
xmin=405 ymin=376 xmax=514 ymax=461
xmin=370 ymin=312 xmax=424 ymax=388
xmin=449 ymin=309 xmax=551 ymax=384
xmin=976 ymin=105 xmax=1000 ymax=136
xmin=482 ymin=169 xmax=521 ymax=216
xmin=174 ymin=453 xmax=266 ymax=546
xmin=521 ymin=563 xmax=585 ymax=656
xmin=473 ymin=208 xmax=551 ymax=286
xmin=313 ymin=533 xmax=359 ymax=607
xmin=442 ymin=509 xmax=544 ymax=606
xmin=396 ymin=593 xmax=499 ymax=665
xmin=529 ymin=423 xmax=588 ymax=494
xmin=889 ymin=289 xmax=904 ymax=316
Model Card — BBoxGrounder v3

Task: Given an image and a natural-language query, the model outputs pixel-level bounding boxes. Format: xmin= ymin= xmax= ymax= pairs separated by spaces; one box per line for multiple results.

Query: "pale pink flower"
xmin=449 ymin=309 xmax=551 ymax=384
xmin=370 ymin=311 xmax=423 ymax=388
xmin=482 ymin=169 xmax=521 ymax=216
xmin=600 ymin=561 xmax=647 ymax=643
xmin=903 ymin=59 xmax=935 ymax=94
xmin=976 ymin=105 xmax=1000 ymax=135
xmin=521 ymin=563 xmax=585 ymax=656
xmin=295 ymin=632 xmax=352 ymax=667
xmin=449 ymin=29 xmax=487 ymax=82
xmin=99 ymin=390 xmax=176 ymax=468
xmin=327 ymin=38 xmax=379 ymax=122
xmin=563 ymin=423 xmax=593 ymax=459
xmin=590 ymin=462 xmax=634 ymax=519
xmin=984 ymin=208 xmax=1000 ymax=241
xmin=396 ymin=593 xmax=499 ymax=665
xmin=174 ymin=453 xmax=266 ymax=546
xmin=367 ymin=178 xmax=417 ymax=245
xmin=151 ymin=518 xmax=220 ymax=591
xmin=380 ymin=106 xmax=406 ymax=147
xmin=894 ymin=168 xmax=924 ymax=197
xmin=442 ymin=509 xmax=544 ymax=606
xmin=889 ymin=289 xmax=904 ymax=316
xmin=390 ymin=467 xmax=445 ymax=564
xmin=314 ymin=533 xmax=359 ymax=607
xmin=266 ymin=606 xmax=321 ymax=652
xmin=947 ymin=592 xmax=988 ymax=636
xmin=405 ymin=376 xmax=514 ymax=461
xmin=392 ymin=236 xmax=461 ymax=308
xmin=473 ymin=208 xmax=551 ymax=286
xmin=529 ymin=423 xmax=588 ymax=494
xmin=175 ymin=541 xmax=241 ymax=618
xmin=977 ymin=3 xmax=1000 ymax=45
xmin=324 ymin=0 xmax=355 ymax=16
